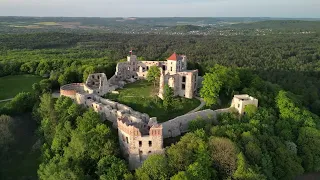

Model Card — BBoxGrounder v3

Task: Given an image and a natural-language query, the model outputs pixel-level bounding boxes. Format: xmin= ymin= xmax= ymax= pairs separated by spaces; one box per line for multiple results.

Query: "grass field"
xmin=105 ymin=80 xmax=200 ymax=122
xmin=0 ymin=75 xmax=43 ymax=100
xmin=0 ymin=114 xmax=40 ymax=180
xmin=34 ymin=22 xmax=61 ymax=26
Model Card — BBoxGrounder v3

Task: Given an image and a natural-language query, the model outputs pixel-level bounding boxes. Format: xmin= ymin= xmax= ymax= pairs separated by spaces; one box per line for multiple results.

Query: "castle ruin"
xmin=60 ymin=52 xmax=258 ymax=169
xmin=115 ymin=52 xmax=198 ymax=99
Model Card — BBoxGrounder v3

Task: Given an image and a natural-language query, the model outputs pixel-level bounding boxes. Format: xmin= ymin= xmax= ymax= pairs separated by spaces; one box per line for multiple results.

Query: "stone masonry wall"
xmin=161 ymin=108 xmax=230 ymax=138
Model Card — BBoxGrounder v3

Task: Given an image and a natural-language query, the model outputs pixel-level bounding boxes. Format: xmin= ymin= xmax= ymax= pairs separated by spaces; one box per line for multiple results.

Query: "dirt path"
xmin=187 ymin=97 xmax=206 ymax=114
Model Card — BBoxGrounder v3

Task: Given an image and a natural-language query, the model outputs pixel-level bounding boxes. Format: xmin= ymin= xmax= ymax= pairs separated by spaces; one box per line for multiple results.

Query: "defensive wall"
xmin=75 ymin=93 xmax=152 ymax=128
xmin=161 ymin=108 xmax=230 ymax=138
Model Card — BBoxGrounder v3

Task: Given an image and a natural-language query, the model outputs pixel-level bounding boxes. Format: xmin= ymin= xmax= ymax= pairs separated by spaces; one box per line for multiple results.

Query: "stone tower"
xmin=127 ymin=55 xmax=138 ymax=72
xmin=117 ymin=117 xmax=163 ymax=170
xmin=166 ymin=52 xmax=179 ymax=75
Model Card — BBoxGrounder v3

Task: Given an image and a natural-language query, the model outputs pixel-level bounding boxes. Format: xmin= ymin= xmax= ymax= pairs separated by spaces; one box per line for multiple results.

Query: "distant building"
xmin=231 ymin=94 xmax=258 ymax=115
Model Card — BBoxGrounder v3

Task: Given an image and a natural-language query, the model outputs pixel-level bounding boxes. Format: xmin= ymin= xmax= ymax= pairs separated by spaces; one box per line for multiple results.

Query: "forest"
xmin=0 ymin=25 xmax=320 ymax=179
xmin=1 ymin=17 xmax=320 ymax=35
xmin=1 ymin=31 xmax=320 ymax=115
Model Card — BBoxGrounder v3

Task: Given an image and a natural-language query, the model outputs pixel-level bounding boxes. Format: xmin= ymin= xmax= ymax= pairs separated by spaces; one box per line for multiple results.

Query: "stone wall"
xmin=136 ymin=61 xmax=166 ymax=79
xmin=115 ymin=62 xmax=138 ymax=80
xmin=84 ymin=73 xmax=110 ymax=95
xmin=161 ymin=108 xmax=230 ymax=138
xmin=60 ymin=83 xmax=84 ymax=99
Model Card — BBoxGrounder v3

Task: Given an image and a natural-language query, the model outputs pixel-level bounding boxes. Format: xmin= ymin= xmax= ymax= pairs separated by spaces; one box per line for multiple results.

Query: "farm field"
xmin=34 ymin=22 xmax=61 ymax=26
xmin=0 ymin=75 xmax=43 ymax=100
xmin=105 ymin=80 xmax=201 ymax=122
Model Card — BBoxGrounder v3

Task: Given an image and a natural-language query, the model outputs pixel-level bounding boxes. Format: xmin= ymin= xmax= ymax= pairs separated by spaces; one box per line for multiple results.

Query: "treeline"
xmin=230 ymin=20 xmax=320 ymax=31
xmin=0 ymin=48 xmax=117 ymax=90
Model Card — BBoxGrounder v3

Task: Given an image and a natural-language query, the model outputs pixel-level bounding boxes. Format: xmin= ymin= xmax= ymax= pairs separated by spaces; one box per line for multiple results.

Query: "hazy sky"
xmin=0 ymin=0 xmax=319 ymax=18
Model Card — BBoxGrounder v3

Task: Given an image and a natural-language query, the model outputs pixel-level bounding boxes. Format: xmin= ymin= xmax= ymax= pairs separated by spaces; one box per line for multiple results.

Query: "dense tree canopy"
xmin=0 ymin=115 xmax=14 ymax=154
xmin=36 ymin=95 xmax=129 ymax=180
xmin=1 ymin=25 xmax=320 ymax=179
xmin=200 ymin=65 xmax=240 ymax=106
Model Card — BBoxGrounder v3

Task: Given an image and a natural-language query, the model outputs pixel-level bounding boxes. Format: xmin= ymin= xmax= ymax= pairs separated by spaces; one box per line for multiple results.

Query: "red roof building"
xmin=167 ymin=52 xmax=179 ymax=61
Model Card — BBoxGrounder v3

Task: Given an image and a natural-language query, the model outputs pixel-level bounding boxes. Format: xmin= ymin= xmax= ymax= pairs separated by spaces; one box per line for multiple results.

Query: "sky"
xmin=0 ymin=0 xmax=319 ymax=18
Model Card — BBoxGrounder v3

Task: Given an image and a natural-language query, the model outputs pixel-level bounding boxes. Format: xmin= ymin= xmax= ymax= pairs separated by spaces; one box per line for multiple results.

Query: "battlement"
xmin=117 ymin=116 xmax=162 ymax=137
xmin=117 ymin=117 xmax=143 ymax=137
xmin=149 ymin=125 xmax=162 ymax=136
xmin=233 ymin=94 xmax=257 ymax=101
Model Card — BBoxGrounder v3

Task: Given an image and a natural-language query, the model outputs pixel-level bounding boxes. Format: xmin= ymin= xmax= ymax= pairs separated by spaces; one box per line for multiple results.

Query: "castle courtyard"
xmin=104 ymin=80 xmax=201 ymax=122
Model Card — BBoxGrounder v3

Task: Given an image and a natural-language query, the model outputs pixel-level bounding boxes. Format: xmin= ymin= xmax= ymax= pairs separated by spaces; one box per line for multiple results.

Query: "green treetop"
xmin=146 ymin=66 xmax=160 ymax=87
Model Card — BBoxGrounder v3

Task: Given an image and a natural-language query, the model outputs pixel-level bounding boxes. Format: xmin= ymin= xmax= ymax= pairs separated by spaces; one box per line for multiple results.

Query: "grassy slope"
xmin=106 ymin=80 xmax=200 ymax=122
xmin=0 ymin=75 xmax=43 ymax=100
xmin=0 ymin=114 xmax=40 ymax=180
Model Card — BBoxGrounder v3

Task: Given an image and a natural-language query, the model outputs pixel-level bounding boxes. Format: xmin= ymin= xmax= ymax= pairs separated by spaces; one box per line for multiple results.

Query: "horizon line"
xmin=1 ymin=16 xmax=320 ymax=19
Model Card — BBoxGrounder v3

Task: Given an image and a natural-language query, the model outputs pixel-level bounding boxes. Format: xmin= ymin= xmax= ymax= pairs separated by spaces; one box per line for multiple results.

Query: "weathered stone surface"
xmin=161 ymin=108 xmax=230 ymax=138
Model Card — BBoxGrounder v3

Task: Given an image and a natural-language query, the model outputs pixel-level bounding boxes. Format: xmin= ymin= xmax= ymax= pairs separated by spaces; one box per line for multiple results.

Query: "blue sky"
xmin=0 ymin=0 xmax=319 ymax=18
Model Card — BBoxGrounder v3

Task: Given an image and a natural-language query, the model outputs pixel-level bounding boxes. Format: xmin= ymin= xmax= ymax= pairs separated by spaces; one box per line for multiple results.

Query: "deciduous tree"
xmin=135 ymin=154 xmax=170 ymax=180
xmin=208 ymin=136 xmax=238 ymax=178
xmin=163 ymin=84 xmax=174 ymax=110
xmin=0 ymin=115 xmax=14 ymax=153
xmin=200 ymin=65 xmax=240 ymax=106
xmin=146 ymin=66 xmax=160 ymax=87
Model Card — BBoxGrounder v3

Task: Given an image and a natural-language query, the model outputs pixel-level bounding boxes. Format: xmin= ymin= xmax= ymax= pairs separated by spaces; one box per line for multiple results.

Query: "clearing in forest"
xmin=0 ymin=75 xmax=43 ymax=100
xmin=105 ymin=80 xmax=200 ymax=122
